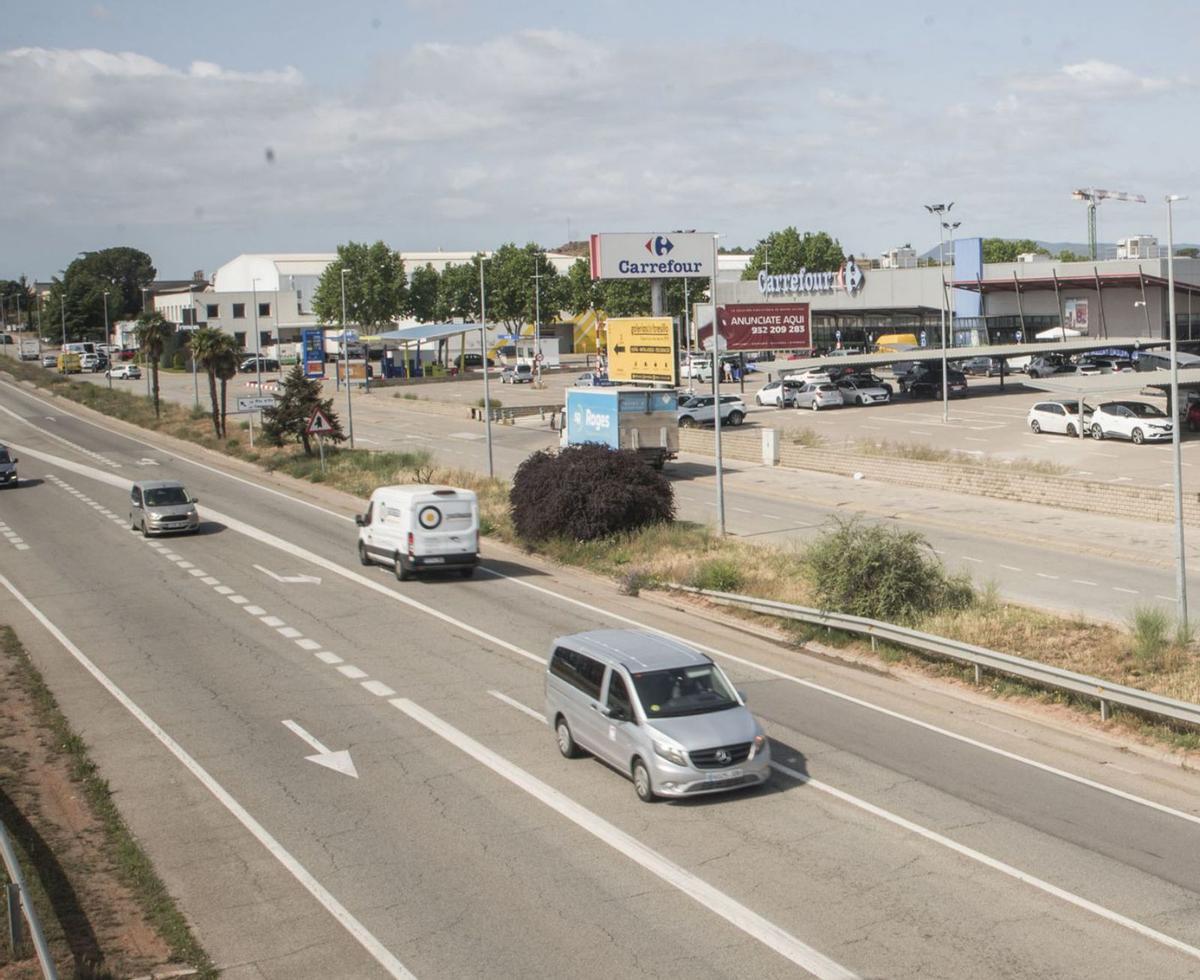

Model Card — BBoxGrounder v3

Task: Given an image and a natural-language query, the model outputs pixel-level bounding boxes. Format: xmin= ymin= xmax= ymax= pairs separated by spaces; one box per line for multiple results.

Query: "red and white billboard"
xmin=704 ymin=303 xmax=810 ymax=352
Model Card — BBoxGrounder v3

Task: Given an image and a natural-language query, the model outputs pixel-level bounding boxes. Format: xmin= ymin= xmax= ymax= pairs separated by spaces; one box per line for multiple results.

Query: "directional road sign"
xmin=235 ymin=396 xmax=276 ymax=413
xmin=605 ymin=316 xmax=677 ymax=385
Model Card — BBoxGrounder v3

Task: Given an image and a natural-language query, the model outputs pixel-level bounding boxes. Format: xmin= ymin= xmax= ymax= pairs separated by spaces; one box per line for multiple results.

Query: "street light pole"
xmin=103 ymin=290 xmax=111 ymax=389
xmin=189 ymin=286 xmax=199 ymax=409
xmin=340 ymin=268 xmax=354 ymax=449
xmin=532 ymin=252 xmax=542 ymax=386
xmin=479 ymin=258 xmax=494 ymax=478
xmin=1167 ymin=194 xmax=1189 ymax=636
xmin=942 ymin=218 xmax=961 ymax=424
xmin=711 ymin=234 xmax=726 ymax=536
xmin=924 ymin=202 xmax=954 ymax=423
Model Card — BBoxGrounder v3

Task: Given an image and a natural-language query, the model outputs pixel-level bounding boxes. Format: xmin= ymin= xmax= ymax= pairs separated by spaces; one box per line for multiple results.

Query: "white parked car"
xmin=784 ymin=368 xmax=832 ymax=385
xmin=106 ymin=363 xmax=142 ymax=381
xmin=1027 ymin=401 xmax=1093 ymax=437
xmin=792 ymin=382 xmax=844 ymax=411
xmin=836 ymin=377 xmax=890 ymax=406
xmin=1090 ymin=401 xmax=1173 ymax=444
xmin=754 ymin=380 xmax=805 ymax=407
xmin=1074 ymin=363 xmax=1102 ymax=376
xmin=677 ymin=394 xmax=746 ymax=427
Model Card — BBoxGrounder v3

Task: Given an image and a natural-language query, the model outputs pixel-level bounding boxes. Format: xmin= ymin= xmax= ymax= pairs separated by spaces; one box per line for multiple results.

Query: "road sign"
xmin=534 ymin=351 xmax=544 ymax=364
xmin=589 ymin=233 xmax=715 ymax=280
xmin=306 ymin=408 xmax=335 ymax=435
xmin=235 ymin=396 xmax=276 ymax=413
xmin=605 ymin=316 xmax=677 ymax=385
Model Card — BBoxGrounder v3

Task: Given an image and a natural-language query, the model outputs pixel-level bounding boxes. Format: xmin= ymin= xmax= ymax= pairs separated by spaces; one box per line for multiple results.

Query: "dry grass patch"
xmin=853 ymin=437 xmax=1069 ymax=476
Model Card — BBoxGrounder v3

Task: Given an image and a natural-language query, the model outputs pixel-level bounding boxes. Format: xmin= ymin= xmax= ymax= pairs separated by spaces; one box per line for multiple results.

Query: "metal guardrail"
xmin=675 ymin=586 xmax=1200 ymax=728
xmin=0 ymin=817 xmax=58 ymax=978
xmin=469 ymin=403 xmax=561 ymax=425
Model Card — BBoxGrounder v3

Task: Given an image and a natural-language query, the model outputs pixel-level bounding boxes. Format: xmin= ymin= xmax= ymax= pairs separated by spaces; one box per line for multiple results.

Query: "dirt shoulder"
xmin=0 ymin=626 xmax=212 ymax=979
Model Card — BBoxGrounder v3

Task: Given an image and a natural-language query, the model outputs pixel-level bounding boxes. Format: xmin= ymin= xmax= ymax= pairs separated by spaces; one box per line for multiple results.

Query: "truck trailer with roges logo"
xmin=561 ymin=387 xmax=678 ymax=470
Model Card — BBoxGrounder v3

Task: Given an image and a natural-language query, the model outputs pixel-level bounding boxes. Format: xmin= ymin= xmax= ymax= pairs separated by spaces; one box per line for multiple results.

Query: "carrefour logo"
xmin=645 ymin=235 xmax=674 ymax=256
xmin=758 ymin=256 xmax=866 ymax=297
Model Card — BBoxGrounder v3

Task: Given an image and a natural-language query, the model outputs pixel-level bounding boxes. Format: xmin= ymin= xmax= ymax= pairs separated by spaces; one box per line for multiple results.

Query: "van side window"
xmin=606 ymin=672 xmax=633 ymax=722
xmin=131 ymin=487 xmax=141 ymax=506
xmin=549 ymin=647 xmax=603 ymax=699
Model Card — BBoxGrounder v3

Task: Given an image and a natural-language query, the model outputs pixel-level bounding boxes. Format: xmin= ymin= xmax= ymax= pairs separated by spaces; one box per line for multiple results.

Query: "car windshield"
xmin=1125 ymin=403 xmax=1166 ymax=418
xmin=144 ymin=486 xmax=190 ymax=506
xmin=630 ymin=663 xmax=739 ymax=718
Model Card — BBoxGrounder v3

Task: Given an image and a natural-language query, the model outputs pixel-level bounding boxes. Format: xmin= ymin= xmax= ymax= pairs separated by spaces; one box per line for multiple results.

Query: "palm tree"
xmin=213 ymin=334 xmax=240 ymax=438
xmin=134 ymin=312 xmax=173 ymax=418
xmin=188 ymin=327 xmax=225 ymax=436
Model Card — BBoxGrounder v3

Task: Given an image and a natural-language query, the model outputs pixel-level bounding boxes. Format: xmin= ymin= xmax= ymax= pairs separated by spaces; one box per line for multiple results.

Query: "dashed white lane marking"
xmin=228 ymin=595 xmax=248 ymax=605
xmin=214 ymin=585 xmax=234 ymax=595
xmin=296 ymin=639 xmax=322 ymax=651
xmin=177 ymin=561 xmax=194 ymax=570
xmin=489 ymin=690 xmax=546 ymax=723
xmin=316 ymin=651 xmax=343 ymax=665
xmin=361 ymin=680 xmax=395 ymax=698
xmin=164 ymin=553 xmax=183 ymax=561
xmin=999 ymin=564 xmax=1022 ymax=572
xmin=1036 ymin=573 xmax=1059 ymax=580
xmin=394 ymin=696 xmax=858 ymax=979
xmin=764 ymin=514 xmax=783 ymax=520
xmin=277 ymin=626 xmax=302 ymax=639
xmin=243 ymin=605 xmax=267 ymax=616
xmin=732 ymin=507 xmax=752 ymax=514
xmin=960 ymin=556 xmax=983 ymax=564
xmin=14 ymin=544 xmax=29 ymax=551
xmin=188 ymin=569 xmax=207 ymax=578
xmin=1072 ymin=579 xmax=1099 ymax=586
xmin=261 ymin=615 xmax=285 ymax=628
xmin=1156 ymin=594 xmax=1176 ymax=602
xmin=1107 ymin=477 xmax=1132 ymax=483
xmin=0 ymin=573 xmax=415 ymax=980
xmin=337 ymin=665 xmax=368 ymax=680
xmin=1113 ymin=587 xmax=1139 ymax=594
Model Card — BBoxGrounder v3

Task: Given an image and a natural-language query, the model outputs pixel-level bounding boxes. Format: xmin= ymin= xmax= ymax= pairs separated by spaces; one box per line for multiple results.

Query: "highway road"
xmin=2 ymin=379 xmax=1200 ymax=977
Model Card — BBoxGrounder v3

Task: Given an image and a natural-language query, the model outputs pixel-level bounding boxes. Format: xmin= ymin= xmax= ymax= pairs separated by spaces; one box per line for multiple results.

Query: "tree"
xmin=981 ymin=239 xmax=1048 ymax=264
xmin=134 ymin=312 xmax=173 ymax=419
xmin=261 ymin=365 xmax=346 ymax=456
xmin=188 ymin=327 xmax=226 ymax=436
xmin=213 ymin=336 xmax=240 ymax=438
xmin=0 ymin=278 xmax=35 ymax=330
xmin=43 ymin=247 xmax=156 ymax=343
xmin=312 ymin=241 xmax=409 ymax=335
xmin=1056 ymin=249 xmax=1090 ymax=262
xmin=1176 ymin=248 xmax=1199 ymax=259
xmin=742 ymin=228 xmax=845 ymax=279
xmin=480 ymin=242 xmax=561 ymax=332
xmin=435 ymin=259 xmax=481 ymax=322
xmin=409 ymin=263 xmax=440 ymax=323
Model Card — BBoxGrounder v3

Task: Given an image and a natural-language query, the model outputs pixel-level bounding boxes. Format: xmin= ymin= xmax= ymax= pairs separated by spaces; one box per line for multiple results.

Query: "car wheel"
xmin=855 ymin=395 xmax=864 ymax=406
xmin=555 ymin=716 xmax=580 ymax=759
xmin=140 ymin=520 xmax=149 ymax=538
xmin=395 ymin=554 xmax=412 ymax=581
xmin=459 ymin=566 xmax=475 ymax=579
xmin=1132 ymin=427 xmax=1145 ymax=445
xmin=679 ymin=416 xmax=695 ymax=428
xmin=810 ymin=401 xmax=819 ymax=411
xmin=1066 ymin=423 xmax=1077 ymax=437
xmin=1030 ymin=420 xmax=1041 ymax=434
xmin=1091 ymin=424 xmax=1104 ymax=441
xmin=727 ymin=410 xmax=744 ymax=426
xmin=632 ymin=757 xmax=656 ymax=803
xmin=358 ymin=541 xmax=371 ymax=566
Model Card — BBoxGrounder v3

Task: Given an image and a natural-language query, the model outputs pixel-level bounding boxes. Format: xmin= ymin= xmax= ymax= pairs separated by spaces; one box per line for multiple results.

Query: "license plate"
xmin=423 ymin=556 xmax=445 ymax=565
xmin=706 ymin=768 xmax=742 ymax=783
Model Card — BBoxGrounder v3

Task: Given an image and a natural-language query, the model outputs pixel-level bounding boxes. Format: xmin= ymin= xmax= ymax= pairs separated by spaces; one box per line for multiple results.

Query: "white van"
xmin=356 ymin=485 xmax=480 ymax=580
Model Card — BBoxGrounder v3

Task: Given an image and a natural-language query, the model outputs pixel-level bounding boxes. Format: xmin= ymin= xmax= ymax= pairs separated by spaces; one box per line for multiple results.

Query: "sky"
xmin=2 ymin=0 xmax=1198 ymax=281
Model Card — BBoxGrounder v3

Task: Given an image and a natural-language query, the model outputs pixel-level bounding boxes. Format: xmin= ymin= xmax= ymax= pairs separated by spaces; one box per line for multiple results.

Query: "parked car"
xmin=456 ymin=353 xmax=494 ymax=368
xmin=129 ymin=480 xmax=200 ymax=536
xmin=1090 ymin=401 xmax=1173 ymax=443
xmin=677 ymin=394 xmax=746 ymax=427
xmin=907 ymin=367 xmax=968 ymax=399
xmin=754 ymin=379 xmax=805 ymax=407
xmin=959 ymin=356 xmax=1000 ymax=377
xmin=783 ymin=368 xmax=832 ymax=385
xmin=79 ymin=351 xmax=102 ymax=372
xmin=41 ymin=352 xmax=58 ymax=368
xmin=843 ymin=371 xmax=894 ymax=396
xmin=106 ymin=363 xmax=142 ymax=380
xmin=545 ymin=629 xmax=771 ymax=802
xmin=575 ymin=371 xmax=613 ymax=387
xmin=1027 ymin=401 xmax=1094 ymax=437
xmin=239 ymin=356 xmax=280 ymax=373
xmin=792 ymin=382 xmax=844 ymax=411
xmin=1078 ymin=356 xmax=1134 ymax=374
xmin=1026 ymin=356 xmax=1074 ymax=379
xmin=501 ymin=364 xmax=534 ymax=384
xmin=836 ymin=376 xmax=890 ymax=406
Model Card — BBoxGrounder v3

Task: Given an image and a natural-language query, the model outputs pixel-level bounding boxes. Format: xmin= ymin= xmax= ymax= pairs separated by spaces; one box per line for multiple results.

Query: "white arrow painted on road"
xmin=282 ymin=720 xmax=358 ymax=778
xmin=254 ymin=563 xmax=322 ymax=585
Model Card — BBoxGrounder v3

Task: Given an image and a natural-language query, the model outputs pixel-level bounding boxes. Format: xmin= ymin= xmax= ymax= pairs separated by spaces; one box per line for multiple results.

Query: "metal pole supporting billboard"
xmin=683 ymin=279 xmax=692 ymax=390
xmin=711 ymin=235 xmax=725 ymax=536
xmin=1167 ymin=194 xmax=1189 ymax=635
xmin=480 ymin=259 xmax=495 ymax=478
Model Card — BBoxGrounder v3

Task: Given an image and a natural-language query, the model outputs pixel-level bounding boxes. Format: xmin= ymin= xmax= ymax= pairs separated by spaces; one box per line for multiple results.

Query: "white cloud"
xmin=1012 ymin=59 xmax=1173 ymax=96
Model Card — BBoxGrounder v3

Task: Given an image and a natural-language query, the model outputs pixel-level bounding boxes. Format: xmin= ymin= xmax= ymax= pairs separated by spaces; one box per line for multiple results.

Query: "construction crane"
xmin=1072 ymin=188 xmax=1146 ymax=259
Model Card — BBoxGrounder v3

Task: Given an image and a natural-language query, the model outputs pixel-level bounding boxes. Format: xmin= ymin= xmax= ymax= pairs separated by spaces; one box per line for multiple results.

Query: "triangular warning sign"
xmin=306 ymin=408 xmax=334 ymax=435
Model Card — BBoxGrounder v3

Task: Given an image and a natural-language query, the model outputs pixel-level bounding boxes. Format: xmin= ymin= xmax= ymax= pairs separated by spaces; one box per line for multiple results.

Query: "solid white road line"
xmin=999 ymin=564 xmax=1022 ymax=572
xmin=488 ymin=690 xmax=546 ymax=723
xmin=0 ymin=573 xmax=415 ymax=979
xmin=23 ymin=442 xmax=1200 ymax=832
xmin=391 ymin=696 xmax=858 ymax=980
xmin=1113 ymin=587 xmax=1139 ymax=595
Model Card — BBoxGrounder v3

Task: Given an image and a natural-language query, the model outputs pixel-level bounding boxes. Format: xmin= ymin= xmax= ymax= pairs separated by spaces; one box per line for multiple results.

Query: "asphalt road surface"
xmin=2 ymin=379 xmax=1200 ymax=978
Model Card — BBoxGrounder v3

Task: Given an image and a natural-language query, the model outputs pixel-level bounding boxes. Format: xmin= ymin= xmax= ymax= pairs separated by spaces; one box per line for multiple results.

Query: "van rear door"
xmin=411 ymin=491 xmax=478 ymax=562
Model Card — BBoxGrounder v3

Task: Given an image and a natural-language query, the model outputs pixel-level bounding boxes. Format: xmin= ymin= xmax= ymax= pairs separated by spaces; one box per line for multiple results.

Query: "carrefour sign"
xmin=758 ymin=256 xmax=866 ymax=297
xmin=590 ymin=232 xmax=715 ymax=280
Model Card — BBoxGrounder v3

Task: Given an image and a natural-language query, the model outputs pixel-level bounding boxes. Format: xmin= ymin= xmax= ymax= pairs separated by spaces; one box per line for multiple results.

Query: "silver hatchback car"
xmin=545 ymin=629 xmax=771 ymax=801
xmin=129 ymin=479 xmax=200 ymax=536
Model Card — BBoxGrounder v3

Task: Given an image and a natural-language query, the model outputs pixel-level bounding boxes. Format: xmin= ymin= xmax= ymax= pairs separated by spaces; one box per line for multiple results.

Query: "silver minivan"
xmin=544 ymin=629 xmax=771 ymax=802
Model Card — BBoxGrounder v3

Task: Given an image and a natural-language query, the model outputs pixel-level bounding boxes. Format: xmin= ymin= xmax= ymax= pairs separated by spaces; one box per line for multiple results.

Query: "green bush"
xmin=804 ymin=518 xmax=973 ymax=624
xmin=510 ymin=444 xmax=674 ymax=542
xmin=172 ymin=352 xmax=187 ymax=370
xmin=690 ymin=558 xmax=744 ymax=593
xmin=1129 ymin=605 xmax=1171 ymax=665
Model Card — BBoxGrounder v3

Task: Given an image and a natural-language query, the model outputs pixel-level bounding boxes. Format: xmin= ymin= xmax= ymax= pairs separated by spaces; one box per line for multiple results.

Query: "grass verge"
xmin=0 ymin=626 xmax=215 ymax=977
xmin=852 ymin=437 xmax=1070 ymax=475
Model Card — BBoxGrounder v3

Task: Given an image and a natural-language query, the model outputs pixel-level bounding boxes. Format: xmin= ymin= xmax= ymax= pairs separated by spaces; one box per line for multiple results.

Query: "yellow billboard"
xmin=605 ymin=316 xmax=677 ymax=384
